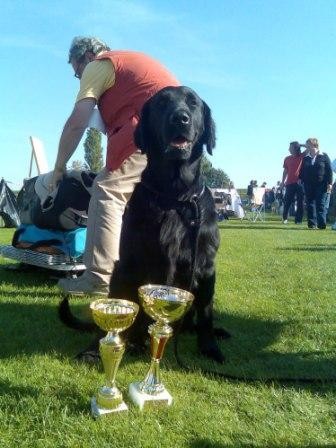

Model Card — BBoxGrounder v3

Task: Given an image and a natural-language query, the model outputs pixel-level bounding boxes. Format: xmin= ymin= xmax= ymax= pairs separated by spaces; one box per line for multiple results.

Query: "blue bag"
xmin=12 ymin=224 xmax=86 ymax=258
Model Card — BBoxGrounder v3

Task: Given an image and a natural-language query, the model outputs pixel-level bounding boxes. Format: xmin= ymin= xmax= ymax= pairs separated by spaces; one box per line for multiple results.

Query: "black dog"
xmin=59 ymin=86 xmax=228 ymax=363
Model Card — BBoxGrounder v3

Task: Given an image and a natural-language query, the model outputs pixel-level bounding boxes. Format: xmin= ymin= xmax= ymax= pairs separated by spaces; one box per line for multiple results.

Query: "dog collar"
xmin=141 ymin=182 xmax=205 ymax=228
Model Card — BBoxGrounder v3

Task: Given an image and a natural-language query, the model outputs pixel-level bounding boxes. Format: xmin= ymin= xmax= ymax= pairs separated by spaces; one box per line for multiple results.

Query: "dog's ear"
xmin=201 ymin=102 xmax=216 ymax=155
xmin=134 ymin=101 xmax=151 ymax=154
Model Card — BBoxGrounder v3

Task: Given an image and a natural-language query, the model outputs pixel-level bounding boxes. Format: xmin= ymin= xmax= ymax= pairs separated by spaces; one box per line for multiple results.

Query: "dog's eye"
xmin=188 ymin=96 xmax=198 ymax=108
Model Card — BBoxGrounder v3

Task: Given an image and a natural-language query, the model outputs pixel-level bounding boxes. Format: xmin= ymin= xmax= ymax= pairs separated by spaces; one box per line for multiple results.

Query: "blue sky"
xmin=1 ymin=0 xmax=336 ymax=190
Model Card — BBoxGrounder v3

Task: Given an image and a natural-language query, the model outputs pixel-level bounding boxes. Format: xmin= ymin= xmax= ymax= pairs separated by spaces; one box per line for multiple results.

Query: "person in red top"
xmin=281 ymin=141 xmax=307 ymax=224
xmin=51 ymin=36 xmax=179 ymax=295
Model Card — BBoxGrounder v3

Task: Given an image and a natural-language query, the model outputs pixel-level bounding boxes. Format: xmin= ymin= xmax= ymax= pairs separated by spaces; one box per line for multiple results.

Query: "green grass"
xmin=0 ymin=221 xmax=336 ymax=448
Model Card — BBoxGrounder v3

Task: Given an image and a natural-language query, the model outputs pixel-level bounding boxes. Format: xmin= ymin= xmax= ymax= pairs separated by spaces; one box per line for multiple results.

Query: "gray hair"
xmin=68 ymin=36 xmax=110 ymax=63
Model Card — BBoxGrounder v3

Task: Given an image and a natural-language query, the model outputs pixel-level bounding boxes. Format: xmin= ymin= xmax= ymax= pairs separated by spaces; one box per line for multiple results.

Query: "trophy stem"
xmin=92 ymin=331 xmax=127 ymax=416
xmin=129 ymin=284 xmax=194 ymax=410
xmin=128 ymin=321 xmax=174 ymax=409
xmin=100 ymin=332 xmax=125 ymax=388
xmin=138 ymin=322 xmax=173 ymax=395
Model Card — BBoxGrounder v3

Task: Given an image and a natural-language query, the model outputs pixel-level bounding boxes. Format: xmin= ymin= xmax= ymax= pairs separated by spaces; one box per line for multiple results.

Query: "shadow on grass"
xmin=0 ymin=299 xmax=335 ymax=392
xmin=0 ymin=378 xmax=89 ymax=415
xmin=219 ymin=224 xmax=306 ymax=231
xmin=278 ymin=244 xmax=336 ymax=252
xmin=173 ymin=312 xmax=336 ymax=391
xmin=189 ymin=440 xmax=336 ymax=448
xmin=0 ymin=262 xmax=68 ymax=278
xmin=0 ymin=301 xmax=93 ymax=360
xmin=0 ymin=263 xmax=57 ymax=287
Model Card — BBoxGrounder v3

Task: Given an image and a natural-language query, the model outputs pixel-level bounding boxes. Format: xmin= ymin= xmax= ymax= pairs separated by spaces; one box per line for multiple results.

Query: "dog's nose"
xmin=171 ymin=110 xmax=190 ymax=126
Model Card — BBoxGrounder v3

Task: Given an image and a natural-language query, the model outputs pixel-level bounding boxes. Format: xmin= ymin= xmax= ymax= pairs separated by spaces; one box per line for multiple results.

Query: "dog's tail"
xmin=58 ymin=297 xmax=97 ymax=332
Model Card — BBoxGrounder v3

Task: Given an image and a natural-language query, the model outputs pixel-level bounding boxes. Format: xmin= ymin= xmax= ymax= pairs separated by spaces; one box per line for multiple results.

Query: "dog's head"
xmin=134 ymin=86 xmax=216 ymax=161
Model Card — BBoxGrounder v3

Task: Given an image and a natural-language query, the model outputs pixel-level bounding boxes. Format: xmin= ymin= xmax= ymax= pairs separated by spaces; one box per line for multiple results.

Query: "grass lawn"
xmin=0 ymin=220 xmax=335 ymax=448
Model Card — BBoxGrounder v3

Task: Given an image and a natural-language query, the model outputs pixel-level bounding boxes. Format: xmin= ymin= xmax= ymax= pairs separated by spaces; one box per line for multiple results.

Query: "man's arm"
xmin=51 ymin=98 xmax=96 ymax=188
xmin=281 ymin=167 xmax=287 ymax=186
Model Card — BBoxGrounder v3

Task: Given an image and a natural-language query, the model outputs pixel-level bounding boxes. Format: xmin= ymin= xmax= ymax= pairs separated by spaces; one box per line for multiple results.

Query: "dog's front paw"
xmin=214 ymin=327 xmax=231 ymax=339
xmin=128 ymin=339 xmax=148 ymax=355
xmin=75 ymin=349 xmax=100 ymax=365
xmin=199 ymin=341 xmax=225 ymax=364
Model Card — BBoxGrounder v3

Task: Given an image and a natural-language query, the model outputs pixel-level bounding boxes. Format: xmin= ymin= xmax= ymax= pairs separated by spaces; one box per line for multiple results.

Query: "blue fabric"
xmin=16 ymin=224 xmax=86 ymax=258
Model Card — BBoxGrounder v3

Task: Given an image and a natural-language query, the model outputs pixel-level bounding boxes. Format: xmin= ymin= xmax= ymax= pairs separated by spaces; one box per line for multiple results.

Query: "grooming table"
xmin=0 ymin=244 xmax=86 ymax=272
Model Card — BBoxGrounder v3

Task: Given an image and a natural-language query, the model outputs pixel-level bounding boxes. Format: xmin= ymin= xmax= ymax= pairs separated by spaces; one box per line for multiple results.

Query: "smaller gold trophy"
xmin=90 ymin=298 xmax=139 ymax=417
xmin=129 ymin=284 xmax=194 ymax=410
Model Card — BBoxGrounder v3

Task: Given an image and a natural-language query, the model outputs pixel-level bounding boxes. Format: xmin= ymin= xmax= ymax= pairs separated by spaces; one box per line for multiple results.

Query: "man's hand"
xmin=50 ymin=166 xmax=66 ymax=192
xmin=327 ymin=184 xmax=333 ymax=194
xmin=52 ymin=98 xmax=96 ymax=192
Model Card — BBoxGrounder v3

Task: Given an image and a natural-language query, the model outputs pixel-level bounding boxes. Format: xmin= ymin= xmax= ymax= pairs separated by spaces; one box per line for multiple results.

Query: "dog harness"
xmin=140 ymin=181 xmax=206 ymax=288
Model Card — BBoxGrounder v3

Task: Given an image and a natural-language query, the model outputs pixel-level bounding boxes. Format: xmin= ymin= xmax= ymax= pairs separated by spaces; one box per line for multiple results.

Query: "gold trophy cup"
xmin=129 ymin=284 xmax=194 ymax=410
xmin=90 ymin=298 xmax=139 ymax=417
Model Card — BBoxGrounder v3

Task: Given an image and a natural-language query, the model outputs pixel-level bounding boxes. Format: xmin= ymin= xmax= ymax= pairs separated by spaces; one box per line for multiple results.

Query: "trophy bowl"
xmin=129 ymin=284 xmax=194 ymax=410
xmin=91 ymin=298 xmax=139 ymax=333
xmin=90 ymin=298 xmax=139 ymax=417
xmin=138 ymin=284 xmax=194 ymax=325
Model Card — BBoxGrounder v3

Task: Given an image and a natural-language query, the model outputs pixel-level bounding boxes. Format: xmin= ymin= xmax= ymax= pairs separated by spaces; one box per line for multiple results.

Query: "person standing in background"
xmin=281 ymin=141 xmax=307 ymax=224
xmin=299 ymin=138 xmax=333 ymax=229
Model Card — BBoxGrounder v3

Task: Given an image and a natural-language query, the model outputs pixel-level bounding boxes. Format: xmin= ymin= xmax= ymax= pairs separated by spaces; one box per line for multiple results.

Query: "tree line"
xmin=73 ymin=129 xmax=230 ymax=188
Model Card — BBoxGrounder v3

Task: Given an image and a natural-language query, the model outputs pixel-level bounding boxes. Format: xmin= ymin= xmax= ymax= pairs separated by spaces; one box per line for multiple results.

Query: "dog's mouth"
xmin=168 ymin=136 xmax=192 ymax=150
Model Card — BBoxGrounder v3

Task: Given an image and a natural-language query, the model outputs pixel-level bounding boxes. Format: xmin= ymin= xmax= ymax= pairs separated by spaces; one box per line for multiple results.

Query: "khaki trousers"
xmin=83 ymin=151 xmax=147 ymax=285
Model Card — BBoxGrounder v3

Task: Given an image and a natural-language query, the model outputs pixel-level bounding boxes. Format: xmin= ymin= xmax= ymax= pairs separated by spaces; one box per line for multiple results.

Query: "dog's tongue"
xmin=170 ymin=137 xmax=189 ymax=149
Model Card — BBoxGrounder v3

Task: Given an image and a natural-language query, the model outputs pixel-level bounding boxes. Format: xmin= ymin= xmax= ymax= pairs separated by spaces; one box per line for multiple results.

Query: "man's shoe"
xmin=283 ymin=220 xmax=288 ymax=224
xmin=57 ymin=274 xmax=109 ymax=296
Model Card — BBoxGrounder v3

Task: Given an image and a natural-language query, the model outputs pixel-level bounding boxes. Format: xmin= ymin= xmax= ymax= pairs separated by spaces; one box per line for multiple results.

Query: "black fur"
xmin=59 ymin=86 xmax=227 ymax=363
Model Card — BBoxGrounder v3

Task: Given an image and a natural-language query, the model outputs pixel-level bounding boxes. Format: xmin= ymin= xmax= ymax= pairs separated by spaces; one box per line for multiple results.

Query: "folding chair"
xmin=244 ymin=187 xmax=266 ymax=222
